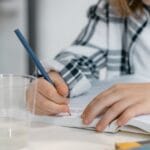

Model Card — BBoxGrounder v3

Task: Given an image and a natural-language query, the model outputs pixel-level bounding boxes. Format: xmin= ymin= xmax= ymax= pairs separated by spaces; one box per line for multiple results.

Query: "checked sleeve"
xmin=41 ymin=3 xmax=108 ymax=97
xmin=42 ymin=46 xmax=107 ymax=97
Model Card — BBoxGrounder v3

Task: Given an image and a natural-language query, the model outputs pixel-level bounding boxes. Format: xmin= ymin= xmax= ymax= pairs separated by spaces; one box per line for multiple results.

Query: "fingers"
xmin=117 ymin=102 xmax=150 ymax=126
xmin=33 ymin=92 xmax=69 ymax=115
xmin=83 ymin=98 xmax=150 ymax=132
xmin=82 ymin=83 xmax=149 ymax=132
xmin=27 ymin=76 xmax=69 ymax=116
xmin=38 ymin=78 xmax=69 ymax=105
xmin=95 ymin=98 xmax=135 ymax=131
xmin=81 ymin=83 xmax=150 ymax=132
xmin=50 ymin=71 xmax=69 ymax=97
xmin=82 ymin=86 xmax=123 ymax=125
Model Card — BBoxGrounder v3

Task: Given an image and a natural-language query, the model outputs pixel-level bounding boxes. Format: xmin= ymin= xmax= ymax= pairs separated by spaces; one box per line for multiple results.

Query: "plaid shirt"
xmin=42 ymin=0 xmax=150 ymax=97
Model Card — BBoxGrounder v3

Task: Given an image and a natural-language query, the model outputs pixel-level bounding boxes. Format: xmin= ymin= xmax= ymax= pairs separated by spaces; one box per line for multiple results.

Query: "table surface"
xmin=23 ymin=122 xmax=150 ymax=150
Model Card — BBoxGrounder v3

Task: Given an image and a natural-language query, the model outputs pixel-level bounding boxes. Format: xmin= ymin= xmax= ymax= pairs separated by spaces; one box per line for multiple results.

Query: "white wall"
xmin=36 ymin=0 xmax=98 ymax=60
xmin=0 ymin=0 xmax=28 ymax=74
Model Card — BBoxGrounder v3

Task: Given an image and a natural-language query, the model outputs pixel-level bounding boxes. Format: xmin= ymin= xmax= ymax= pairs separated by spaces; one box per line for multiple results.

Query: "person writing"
xmin=28 ymin=0 xmax=150 ymax=131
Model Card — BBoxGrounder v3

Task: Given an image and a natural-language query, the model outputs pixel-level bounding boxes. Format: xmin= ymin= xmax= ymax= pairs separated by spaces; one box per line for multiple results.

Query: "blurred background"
xmin=0 ymin=0 xmax=97 ymax=75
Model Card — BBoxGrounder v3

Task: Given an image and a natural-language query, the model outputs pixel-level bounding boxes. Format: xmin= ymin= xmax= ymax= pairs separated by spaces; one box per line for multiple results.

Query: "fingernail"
xmin=63 ymin=93 xmax=68 ymax=98
xmin=96 ymin=126 xmax=103 ymax=132
xmin=117 ymin=120 xmax=123 ymax=127
xmin=83 ymin=119 xmax=90 ymax=125
xmin=96 ymin=125 xmax=100 ymax=131
xmin=63 ymin=107 xmax=69 ymax=112
xmin=96 ymin=128 xmax=102 ymax=132
xmin=66 ymin=93 xmax=69 ymax=98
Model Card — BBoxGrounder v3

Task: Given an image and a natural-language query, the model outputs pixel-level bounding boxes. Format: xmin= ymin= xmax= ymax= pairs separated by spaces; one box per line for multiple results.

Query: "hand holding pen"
xmin=28 ymin=71 xmax=70 ymax=115
xmin=15 ymin=29 xmax=70 ymax=115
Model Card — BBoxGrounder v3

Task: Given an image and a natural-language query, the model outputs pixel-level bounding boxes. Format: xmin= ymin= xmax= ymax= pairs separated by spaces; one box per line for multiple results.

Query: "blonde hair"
xmin=110 ymin=0 xmax=144 ymax=16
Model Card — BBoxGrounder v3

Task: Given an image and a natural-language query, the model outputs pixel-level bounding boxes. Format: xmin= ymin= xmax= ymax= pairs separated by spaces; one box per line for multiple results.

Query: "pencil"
xmin=14 ymin=29 xmax=53 ymax=84
xmin=15 ymin=29 xmax=71 ymax=115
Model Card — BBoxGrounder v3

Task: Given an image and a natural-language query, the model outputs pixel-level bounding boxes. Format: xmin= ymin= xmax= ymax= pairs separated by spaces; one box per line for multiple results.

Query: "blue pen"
xmin=14 ymin=29 xmax=54 ymax=84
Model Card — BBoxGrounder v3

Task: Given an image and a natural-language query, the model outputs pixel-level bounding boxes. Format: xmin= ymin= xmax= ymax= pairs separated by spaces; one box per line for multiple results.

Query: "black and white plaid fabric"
xmin=58 ymin=50 xmax=107 ymax=90
xmin=54 ymin=0 xmax=149 ymax=92
xmin=42 ymin=0 xmax=150 ymax=97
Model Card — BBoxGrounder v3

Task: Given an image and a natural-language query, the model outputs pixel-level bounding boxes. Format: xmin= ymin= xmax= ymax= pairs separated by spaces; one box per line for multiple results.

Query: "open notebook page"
xmin=123 ymin=115 xmax=150 ymax=133
xmin=33 ymin=75 xmax=150 ymax=132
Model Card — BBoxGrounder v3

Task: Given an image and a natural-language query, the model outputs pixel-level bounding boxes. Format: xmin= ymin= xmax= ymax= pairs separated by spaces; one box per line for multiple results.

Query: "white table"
xmin=25 ymin=123 xmax=150 ymax=150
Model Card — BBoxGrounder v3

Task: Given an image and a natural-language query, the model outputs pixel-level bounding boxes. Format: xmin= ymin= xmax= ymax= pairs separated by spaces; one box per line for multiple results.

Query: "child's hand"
xmin=27 ymin=71 xmax=69 ymax=115
xmin=82 ymin=83 xmax=150 ymax=132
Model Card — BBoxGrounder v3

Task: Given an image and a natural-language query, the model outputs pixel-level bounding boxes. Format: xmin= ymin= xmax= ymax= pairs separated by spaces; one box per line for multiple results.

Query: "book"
xmin=115 ymin=140 xmax=150 ymax=150
xmin=33 ymin=76 xmax=150 ymax=134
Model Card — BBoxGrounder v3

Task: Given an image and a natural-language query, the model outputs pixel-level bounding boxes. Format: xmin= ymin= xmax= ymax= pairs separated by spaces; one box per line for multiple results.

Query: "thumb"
xmin=49 ymin=71 xmax=69 ymax=97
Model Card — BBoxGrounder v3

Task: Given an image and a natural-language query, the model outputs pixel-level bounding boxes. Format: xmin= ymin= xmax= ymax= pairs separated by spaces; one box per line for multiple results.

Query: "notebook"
xmin=33 ymin=75 xmax=150 ymax=134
